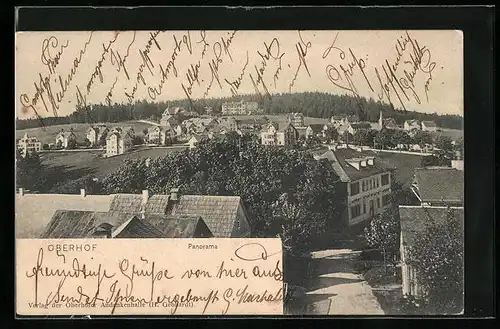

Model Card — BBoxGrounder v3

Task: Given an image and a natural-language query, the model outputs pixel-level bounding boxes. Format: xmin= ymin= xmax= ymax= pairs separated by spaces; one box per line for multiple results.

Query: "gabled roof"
xmin=109 ymin=194 xmax=144 ymax=214
xmin=350 ymin=122 xmax=372 ymax=129
xmin=313 ymin=148 xmax=391 ymax=182
xmin=307 ymin=124 xmax=325 ymax=133
xmin=166 ymin=195 xmax=245 ymax=237
xmin=144 ymin=215 xmax=213 ymax=238
xmin=112 ymin=216 xmax=165 ymax=238
xmin=57 ymin=131 xmax=76 ymax=139
xmin=145 ymin=194 xmax=170 ymax=215
xmin=413 ymin=168 xmax=464 ymax=203
xmin=404 ymin=119 xmax=420 ymax=125
xmin=40 ymin=210 xmax=136 ymax=238
xmin=399 ymin=205 xmax=464 ymax=246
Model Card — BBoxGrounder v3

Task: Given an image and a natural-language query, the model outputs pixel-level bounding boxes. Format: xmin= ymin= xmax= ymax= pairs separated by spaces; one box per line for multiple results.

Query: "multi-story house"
xmin=260 ymin=122 xmax=298 ymax=146
xmin=305 ymin=124 xmax=326 ymax=138
xmin=55 ymin=129 xmax=77 ymax=149
xmin=147 ymin=126 xmax=174 ymax=145
xmin=86 ymin=125 xmax=109 ymax=147
xmin=399 ymin=165 xmax=464 ymax=298
xmin=314 ymin=147 xmax=393 ymax=226
xmin=221 ymin=100 xmax=260 ymax=115
xmin=160 ymin=114 xmax=179 ymax=129
xmin=17 ymin=133 xmax=41 ymax=157
xmin=421 ymin=120 xmax=438 ymax=132
xmin=410 ymin=167 xmax=464 ymax=207
xmin=288 ymin=112 xmax=305 ymax=128
xmin=330 ymin=115 xmax=360 ymax=127
xmin=218 ymin=116 xmax=238 ymax=132
xmin=105 ymin=127 xmax=135 ymax=156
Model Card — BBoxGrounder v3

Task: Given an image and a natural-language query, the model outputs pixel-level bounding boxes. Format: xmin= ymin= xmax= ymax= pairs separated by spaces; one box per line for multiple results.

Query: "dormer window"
xmin=93 ymin=223 xmax=113 ymax=238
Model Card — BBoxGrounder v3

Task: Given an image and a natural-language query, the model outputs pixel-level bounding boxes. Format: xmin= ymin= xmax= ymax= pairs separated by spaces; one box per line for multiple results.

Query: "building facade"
xmin=222 ymin=100 xmax=260 ymax=115
xmin=55 ymin=130 xmax=77 ymax=149
xmin=86 ymin=125 xmax=109 ymax=147
xmin=404 ymin=120 xmax=421 ymax=132
xmin=314 ymin=147 xmax=392 ymax=226
xmin=288 ymin=112 xmax=305 ymax=127
xmin=261 ymin=123 xmax=298 ymax=146
xmin=421 ymin=121 xmax=438 ymax=132
xmin=105 ymin=127 xmax=134 ymax=156
xmin=17 ymin=134 xmax=41 ymax=157
xmin=147 ymin=126 xmax=174 ymax=145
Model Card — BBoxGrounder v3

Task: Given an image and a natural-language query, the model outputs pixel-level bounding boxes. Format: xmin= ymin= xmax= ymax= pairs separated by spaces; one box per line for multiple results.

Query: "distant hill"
xmin=16 ymin=92 xmax=463 ymax=130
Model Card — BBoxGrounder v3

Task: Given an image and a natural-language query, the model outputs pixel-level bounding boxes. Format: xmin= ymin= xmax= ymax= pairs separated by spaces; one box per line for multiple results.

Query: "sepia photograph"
xmin=15 ymin=29 xmax=464 ymax=316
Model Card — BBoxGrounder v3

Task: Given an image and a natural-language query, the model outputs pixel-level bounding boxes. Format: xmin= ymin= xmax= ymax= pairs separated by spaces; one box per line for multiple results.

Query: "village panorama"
xmin=16 ymin=93 xmax=464 ymax=315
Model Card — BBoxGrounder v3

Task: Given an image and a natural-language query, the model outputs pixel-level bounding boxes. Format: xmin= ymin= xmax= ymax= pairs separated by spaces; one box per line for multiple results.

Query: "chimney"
xmin=170 ymin=187 xmax=180 ymax=201
xmin=142 ymin=189 xmax=149 ymax=205
xmin=80 ymin=189 xmax=86 ymax=198
xmin=19 ymin=188 xmax=24 ymax=196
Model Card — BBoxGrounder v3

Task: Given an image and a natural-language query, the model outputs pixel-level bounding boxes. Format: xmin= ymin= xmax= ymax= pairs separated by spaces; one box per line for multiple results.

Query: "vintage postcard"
xmin=15 ymin=30 xmax=464 ymax=316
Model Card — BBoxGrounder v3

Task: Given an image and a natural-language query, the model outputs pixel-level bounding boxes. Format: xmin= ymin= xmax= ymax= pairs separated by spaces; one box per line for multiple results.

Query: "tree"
xmin=374 ymin=128 xmax=396 ymax=149
xmin=391 ymin=130 xmax=412 ymax=148
xmin=132 ymin=136 xmax=144 ymax=145
xmin=16 ymin=150 xmax=46 ymax=191
xmin=413 ymin=131 xmax=433 ymax=148
xmin=323 ymin=126 xmax=339 ymax=143
xmin=142 ymin=128 xmax=149 ymax=136
xmin=434 ymin=136 xmax=453 ymax=152
xmin=353 ymin=129 xmax=376 ymax=146
xmin=363 ymin=207 xmax=400 ymax=271
xmin=67 ymin=139 xmax=77 ymax=150
xmin=421 ymin=151 xmax=451 ymax=167
xmin=42 ymin=143 xmax=49 ymax=150
xmin=406 ymin=209 xmax=464 ymax=314
xmin=56 ymin=140 xmax=63 ymax=149
xmin=82 ymin=138 xmax=91 ymax=148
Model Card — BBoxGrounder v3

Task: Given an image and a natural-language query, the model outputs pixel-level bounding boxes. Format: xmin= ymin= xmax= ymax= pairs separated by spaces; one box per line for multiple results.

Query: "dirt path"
xmin=304 ymin=249 xmax=384 ymax=315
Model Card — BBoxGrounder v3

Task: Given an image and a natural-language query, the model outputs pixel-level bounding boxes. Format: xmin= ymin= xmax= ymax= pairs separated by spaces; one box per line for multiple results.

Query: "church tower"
xmin=378 ymin=110 xmax=384 ymax=130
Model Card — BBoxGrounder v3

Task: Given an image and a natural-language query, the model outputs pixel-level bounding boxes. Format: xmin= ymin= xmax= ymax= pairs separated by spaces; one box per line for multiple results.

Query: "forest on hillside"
xmin=16 ymin=92 xmax=463 ymax=130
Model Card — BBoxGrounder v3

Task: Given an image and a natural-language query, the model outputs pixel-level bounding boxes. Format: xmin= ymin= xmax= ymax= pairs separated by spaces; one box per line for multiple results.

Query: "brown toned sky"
xmin=15 ymin=30 xmax=463 ymax=119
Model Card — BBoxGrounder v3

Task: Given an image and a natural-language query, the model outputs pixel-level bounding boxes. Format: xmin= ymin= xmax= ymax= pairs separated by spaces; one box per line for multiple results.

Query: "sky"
xmin=15 ymin=30 xmax=463 ymax=119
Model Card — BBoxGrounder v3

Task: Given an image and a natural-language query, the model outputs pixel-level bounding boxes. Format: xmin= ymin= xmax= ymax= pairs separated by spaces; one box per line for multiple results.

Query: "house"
xmin=17 ymin=133 xmax=41 ymax=157
xmin=147 ymin=126 xmax=174 ymax=145
xmin=411 ymin=167 xmax=464 ymax=207
xmin=330 ymin=115 xmax=360 ymax=127
xmin=222 ymin=100 xmax=260 ymax=115
xmin=163 ymin=107 xmax=183 ymax=116
xmin=313 ymin=147 xmax=393 ymax=226
xmin=288 ymin=112 xmax=305 ymax=128
xmin=218 ymin=116 xmax=238 ymax=132
xmin=398 ymin=205 xmax=464 ymax=298
xmin=105 ymin=126 xmax=135 ymax=156
xmin=260 ymin=122 xmax=298 ymax=146
xmin=347 ymin=122 xmax=372 ymax=135
xmin=188 ymin=134 xmax=210 ymax=149
xmin=183 ymin=117 xmax=219 ymax=134
xmin=421 ymin=120 xmax=438 ymax=132
xmin=378 ymin=111 xmax=399 ymax=130
xmin=86 ymin=125 xmax=109 ymax=147
xmin=55 ymin=129 xmax=77 ymax=149
xmin=305 ymin=124 xmax=326 ymax=138
xmin=404 ymin=120 xmax=421 ymax=132
xmin=160 ymin=114 xmax=179 ymax=129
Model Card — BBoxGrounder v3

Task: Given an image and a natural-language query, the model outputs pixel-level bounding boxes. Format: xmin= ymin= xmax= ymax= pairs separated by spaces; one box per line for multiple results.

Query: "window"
xmin=350 ymin=182 xmax=360 ymax=196
xmin=382 ymin=194 xmax=391 ymax=206
xmin=381 ymin=173 xmax=390 ymax=186
xmin=363 ymin=201 xmax=366 ymax=214
xmin=362 ymin=181 xmax=365 ymax=192
xmin=376 ymin=178 xmax=379 ymax=188
xmin=351 ymin=204 xmax=361 ymax=218
xmin=377 ymin=197 xmax=381 ymax=208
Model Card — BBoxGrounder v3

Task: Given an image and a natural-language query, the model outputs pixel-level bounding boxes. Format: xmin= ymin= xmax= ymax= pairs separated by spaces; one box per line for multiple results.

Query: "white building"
xmin=314 ymin=147 xmax=392 ymax=226
xmin=147 ymin=126 xmax=174 ymax=145
xmin=55 ymin=130 xmax=77 ymax=149
xmin=105 ymin=127 xmax=135 ymax=156
xmin=260 ymin=122 xmax=298 ymax=146
xmin=17 ymin=133 xmax=41 ymax=157
xmin=421 ymin=121 xmax=438 ymax=132
xmin=86 ymin=125 xmax=109 ymax=147
xmin=288 ymin=113 xmax=305 ymax=128
xmin=221 ymin=100 xmax=260 ymax=115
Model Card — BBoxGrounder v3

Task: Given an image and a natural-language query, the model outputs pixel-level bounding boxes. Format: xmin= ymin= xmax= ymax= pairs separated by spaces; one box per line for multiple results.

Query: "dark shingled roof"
xmin=112 ymin=216 xmax=165 ymax=238
xmin=166 ymin=195 xmax=245 ymax=237
xmin=109 ymin=194 xmax=144 ymax=213
xmin=144 ymin=215 xmax=213 ymax=238
xmin=399 ymin=206 xmax=464 ymax=246
xmin=40 ymin=210 xmax=140 ymax=238
xmin=307 ymin=124 xmax=325 ymax=133
xmin=314 ymin=148 xmax=390 ymax=182
xmin=145 ymin=195 xmax=170 ymax=215
xmin=413 ymin=168 xmax=464 ymax=203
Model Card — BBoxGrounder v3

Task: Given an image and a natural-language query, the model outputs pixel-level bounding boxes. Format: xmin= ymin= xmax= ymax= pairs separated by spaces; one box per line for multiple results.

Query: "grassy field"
xmin=16 ymin=121 xmax=154 ymax=145
xmin=40 ymin=146 xmax=187 ymax=180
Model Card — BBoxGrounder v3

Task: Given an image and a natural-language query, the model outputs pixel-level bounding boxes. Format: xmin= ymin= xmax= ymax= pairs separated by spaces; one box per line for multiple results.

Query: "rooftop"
xmin=413 ymin=167 xmax=464 ymax=203
xmin=313 ymin=148 xmax=391 ymax=182
xmin=399 ymin=205 xmax=464 ymax=246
